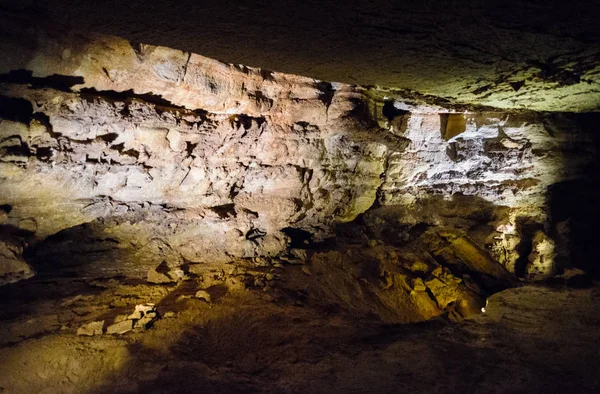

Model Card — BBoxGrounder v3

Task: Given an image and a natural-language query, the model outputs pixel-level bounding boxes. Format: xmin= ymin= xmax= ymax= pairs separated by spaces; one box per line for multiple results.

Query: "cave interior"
xmin=1 ymin=1 xmax=600 ymax=393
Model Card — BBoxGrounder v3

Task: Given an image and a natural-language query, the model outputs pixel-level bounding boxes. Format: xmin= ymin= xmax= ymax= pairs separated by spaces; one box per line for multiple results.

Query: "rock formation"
xmin=0 ymin=12 xmax=598 ymax=314
xmin=1 ymin=6 xmax=599 ymax=394
xmin=5 ymin=0 xmax=600 ymax=112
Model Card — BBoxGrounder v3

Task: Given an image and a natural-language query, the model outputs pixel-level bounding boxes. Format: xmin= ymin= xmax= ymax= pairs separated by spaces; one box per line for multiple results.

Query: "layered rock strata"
xmin=0 ymin=20 xmax=598 ymax=295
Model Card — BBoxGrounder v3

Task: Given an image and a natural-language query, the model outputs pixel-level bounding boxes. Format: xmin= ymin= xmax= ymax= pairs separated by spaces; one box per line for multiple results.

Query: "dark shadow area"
xmin=381 ymin=100 xmax=409 ymax=123
xmin=0 ymin=95 xmax=34 ymax=123
xmin=513 ymin=219 xmax=544 ymax=278
xmin=548 ymin=178 xmax=600 ymax=277
xmin=79 ymin=88 xmax=182 ymax=108
xmin=23 ymin=219 xmax=159 ymax=280
xmin=83 ymin=284 xmax=600 ymax=394
xmin=315 ymin=81 xmax=335 ymax=109
xmin=354 ymin=194 xmax=507 ymax=247
xmin=0 ymin=69 xmax=85 ymax=91
xmin=78 ymin=88 xmax=207 ymax=119
xmin=281 ymin=227 xmax=314 ymax=248
xmin=546 ymin=113 xmax=600 ymax=279
xmin=208 ymin=204 xmax=237 ymax=219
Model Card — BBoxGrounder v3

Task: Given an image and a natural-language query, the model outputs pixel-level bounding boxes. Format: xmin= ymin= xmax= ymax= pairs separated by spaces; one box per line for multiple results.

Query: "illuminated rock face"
xmin=377 ymin=110 xmax=599 ymax=277
xmin=0 ymin=25 xmax=395 ymax=278
xmin=0 ymin=86 xmax=389 ymax=276
xmin=0 ymin=23 xmax=598 ymax=286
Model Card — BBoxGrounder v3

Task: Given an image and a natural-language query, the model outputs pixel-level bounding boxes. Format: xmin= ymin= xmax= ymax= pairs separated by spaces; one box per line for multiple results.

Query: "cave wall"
xmin=0 ymin=20 xmax=598 ymax=283
xmin=375 ymin=109 xmax=599 ymax=278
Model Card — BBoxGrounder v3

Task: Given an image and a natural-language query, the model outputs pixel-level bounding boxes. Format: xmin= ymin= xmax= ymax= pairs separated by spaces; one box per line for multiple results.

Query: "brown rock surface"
xmin=0 ymin=272 xmax=598 ymax=393
xmin=0 ymin=234 xmax=34 ymax=286
xmin=1 ymin=21 xmax=598 ymax=282
xmin=0 ymin=6 xmax=599 ymax=394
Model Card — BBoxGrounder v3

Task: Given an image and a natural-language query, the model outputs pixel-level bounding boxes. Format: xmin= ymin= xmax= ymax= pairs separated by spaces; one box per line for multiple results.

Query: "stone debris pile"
xmin=77 ymin=303 xmax=158 ymax=336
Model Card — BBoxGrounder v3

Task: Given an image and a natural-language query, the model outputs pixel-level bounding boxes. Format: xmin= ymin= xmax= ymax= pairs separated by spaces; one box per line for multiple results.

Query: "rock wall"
xmin=0 ymin=20 xmax=598 ymax=284
xmin=0 ymin=20 xmax=399 ymax=278
xmin=374 ymin=108 xmax=599 ymax=279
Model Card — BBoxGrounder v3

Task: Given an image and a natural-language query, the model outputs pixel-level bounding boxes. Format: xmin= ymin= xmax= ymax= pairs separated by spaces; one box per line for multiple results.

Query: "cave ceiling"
xmin=3 ymin=0 xmax=600 ymax=112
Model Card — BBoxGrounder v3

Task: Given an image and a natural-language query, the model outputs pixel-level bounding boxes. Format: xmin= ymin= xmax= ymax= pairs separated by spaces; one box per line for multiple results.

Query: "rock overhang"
xmin=1 ymin=0 xmax=599 ymax=112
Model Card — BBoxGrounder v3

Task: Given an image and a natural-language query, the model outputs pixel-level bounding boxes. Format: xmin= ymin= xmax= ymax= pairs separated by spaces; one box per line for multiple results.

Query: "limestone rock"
xmin=129 ymin=304 xmax=158 ymax=329
xmin=422 ymin=229 xmax=515 ymax=288
xmin=147 ymin=262 xmax=184 ymax=284
xmin=289 ymin=249 xmax=309 ymax=261
xmin=293 ymin=245 xmax=486 ymax=323
xmin=424 ymin=268 xmax=463 ymax=310
xmin=0 ymin=33 xmax=389 ymax=273
xmin=77 ymin=321 xmax=105 ymax=336
xmin=147 ymin=268 xmax=172 ymax=284
xmin=0 ymin=235 xmax=34 ymax=286
xmin=487 ymin=232 xmax=521 ymax=274
xmin=128 ymin=303 xmax=156 ymax=319
xmin=134 ymin=312 xmax=158 ymax=329
xmin=194 ymin=290 xmax=211 ymax=303
xmin=526 ymin=231 xmax=557 ymax=280
xmin=106 ymin=319 xmax=134 ymax=335
xmin=0 ymin=20 xmax=596 ymax=283
xmin=555 ymin=268 xmax=592 ymax=287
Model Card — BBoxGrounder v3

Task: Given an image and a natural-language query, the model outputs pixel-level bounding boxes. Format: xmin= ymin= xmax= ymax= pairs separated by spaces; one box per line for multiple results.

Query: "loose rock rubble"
xmin=77 ymin=321 xmax=105 ymax=336
xmin=78 ymin=303 xmax=158 ymax=336
xmin=194 ymin=290 xmax=212 ymax=303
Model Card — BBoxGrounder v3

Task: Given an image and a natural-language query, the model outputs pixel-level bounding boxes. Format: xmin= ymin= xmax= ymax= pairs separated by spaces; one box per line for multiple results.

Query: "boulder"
xmin=106 ymin=319 xmax=134 ymax=335
xmin=77 ymin=321 xmax=105 ymax=336
xmin=147 ymin=261 xmax=184 ymax=284
xmin=0 ymin=235 xmax=34 ymax=286
xmin=194 ymin=290 xmax=212 ymax=303
xmin=129 ymin=303 xmax=158 ymax=329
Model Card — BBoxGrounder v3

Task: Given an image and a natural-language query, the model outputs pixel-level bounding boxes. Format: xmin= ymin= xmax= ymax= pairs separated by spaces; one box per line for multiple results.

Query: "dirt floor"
xmin=1 ymin=263 xmax=599 ymax=394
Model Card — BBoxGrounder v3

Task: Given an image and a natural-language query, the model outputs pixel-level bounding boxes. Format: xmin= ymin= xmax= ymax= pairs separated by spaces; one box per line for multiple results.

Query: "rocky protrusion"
xmin=194 ymin=290 xmax=212 ymax=303
xmin=78 ymin=303 xmax=158 ymax=336
xmin=147 ymin=262 xmax=184 ymax=284
xmin=128 ymin=303 xmax=158 ymax=329
xmin=526 ymin=231 xmax=557 ymax=280
xmin=106 ymin=319 xmax=134 ymax=335
xmin=0 ymin=234 xmax=34 ymax=286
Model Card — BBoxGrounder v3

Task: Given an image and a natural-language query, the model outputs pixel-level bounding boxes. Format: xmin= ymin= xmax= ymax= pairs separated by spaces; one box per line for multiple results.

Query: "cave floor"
xmin=1 ymin=274 xmax=599 ymax=394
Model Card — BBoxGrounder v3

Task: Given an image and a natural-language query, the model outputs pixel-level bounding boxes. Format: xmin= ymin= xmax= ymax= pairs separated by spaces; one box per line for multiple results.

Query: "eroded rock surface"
xmin=0 ymin=7 xmax=599 ymax=394
xmin=1 ymin=18 xmax=599 ymax=288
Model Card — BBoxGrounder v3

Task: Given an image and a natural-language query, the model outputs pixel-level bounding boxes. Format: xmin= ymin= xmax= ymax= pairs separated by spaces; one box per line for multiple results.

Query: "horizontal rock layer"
xmin=3 ymin=3 xmax=600 ymax=112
